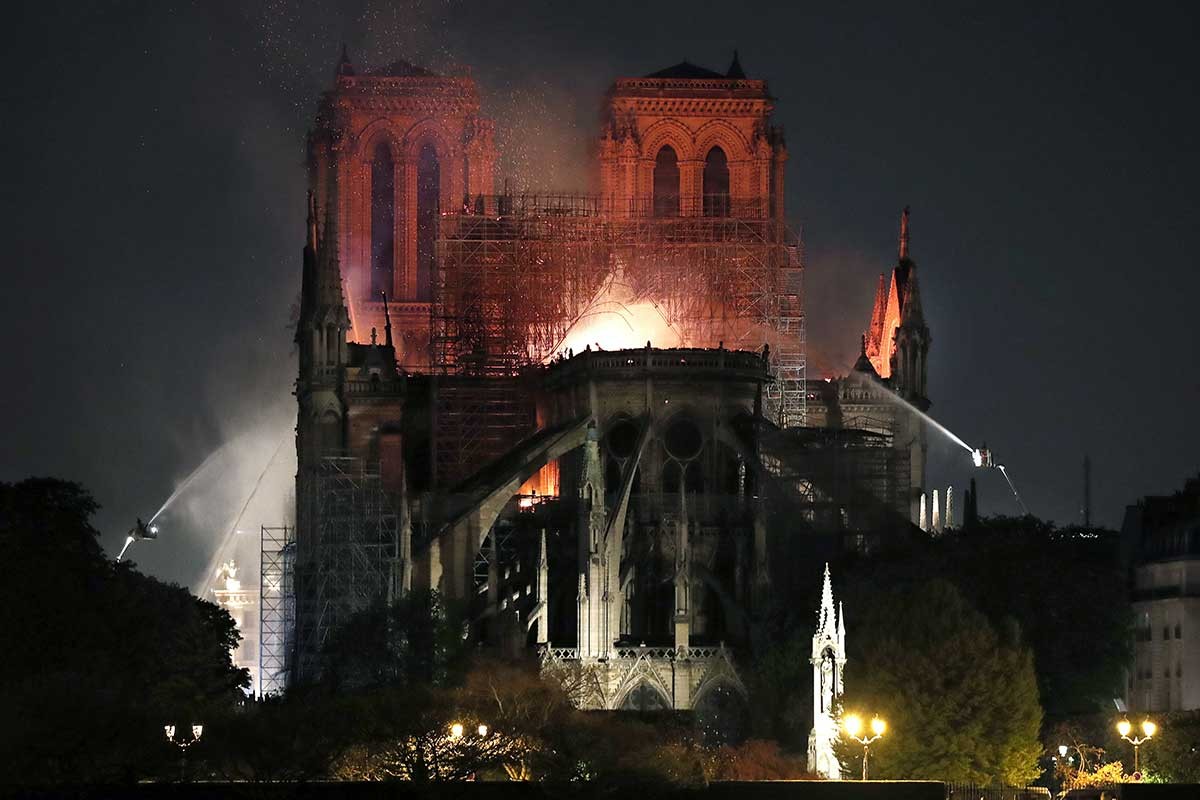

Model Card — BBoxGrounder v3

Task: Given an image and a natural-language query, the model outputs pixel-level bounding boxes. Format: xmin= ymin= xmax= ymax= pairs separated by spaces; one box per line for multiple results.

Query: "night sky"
xmin=6 ymin=1 xmax=1199 ymax=589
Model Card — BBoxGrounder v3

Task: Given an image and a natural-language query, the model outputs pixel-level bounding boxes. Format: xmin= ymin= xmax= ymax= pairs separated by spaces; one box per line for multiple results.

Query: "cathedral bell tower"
xmin=307 ymin=46 xmax=496 ymax=368
xmin=598 ymin=52 xmax=786 ymax=221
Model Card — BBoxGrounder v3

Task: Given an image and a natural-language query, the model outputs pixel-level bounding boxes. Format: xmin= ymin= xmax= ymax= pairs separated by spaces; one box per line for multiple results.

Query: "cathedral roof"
xmin=853 ymin=334 xmax=880 ymax=378
xmin=645 ymin=61 xmax=728 ymax=79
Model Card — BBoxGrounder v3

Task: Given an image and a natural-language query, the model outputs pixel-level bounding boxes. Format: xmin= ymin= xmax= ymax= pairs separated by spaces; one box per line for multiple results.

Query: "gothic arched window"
xmin=370 ymin=143 xmax=395 ymax=298
xmin=652 ymin=145 xmax=680 ymax=217
xmin=703 ymin=146 xmax=730 ymax=217
xmin=416 ymin=142 xmax=440 ymax=301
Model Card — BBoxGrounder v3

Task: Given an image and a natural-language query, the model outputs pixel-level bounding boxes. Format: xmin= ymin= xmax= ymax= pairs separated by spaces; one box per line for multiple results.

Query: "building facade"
xmin=1123 ymin=476 xmax=1200 ymax=712
xmin=274 ymin=51 xmax=933 ymax=709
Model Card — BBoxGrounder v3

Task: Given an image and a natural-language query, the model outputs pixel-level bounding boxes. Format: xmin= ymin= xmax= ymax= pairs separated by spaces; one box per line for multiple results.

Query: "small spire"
xmin=726 ymin=49 xmax=746 ymax=79
xmin=336 ymin=43 xmax=355 ymax=77
xmin=860 ymin=333 xmax=867 ymax=356
xmin=898 ymin=206 xmax=911 ymax=261
xmin=818 ymin=563 xmax=835 ymax=635
xmin=306 ymin=190 xmax=318 ymax=252
xmin=380 ymin=291 xmax=393 ymax=347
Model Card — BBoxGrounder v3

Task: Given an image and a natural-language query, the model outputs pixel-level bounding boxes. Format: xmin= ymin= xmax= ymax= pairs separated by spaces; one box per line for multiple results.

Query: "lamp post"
xmin=844 ymin=714 xmax=887 ymax=780
xmin=1056 ymin=743 xmax=1086 ymax=791
xmin=164 ymin=723 xmax=203 ymax=782
xmin=1116 ymin=718 xmax=1156 ymax=776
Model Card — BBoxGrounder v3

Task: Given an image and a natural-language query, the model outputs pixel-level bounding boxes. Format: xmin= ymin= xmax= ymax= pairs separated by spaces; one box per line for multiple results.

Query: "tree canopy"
xmin=0 ymin=478 xmax=248 ymax=784
xmin=836 ymin=579 xmax=1043 ymax=784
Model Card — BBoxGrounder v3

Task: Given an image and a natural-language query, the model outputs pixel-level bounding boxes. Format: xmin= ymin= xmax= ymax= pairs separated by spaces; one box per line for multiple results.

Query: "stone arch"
xmin=615 ymin=672 xmax=673 ymax=711
xmin=651 ymin=145 xmax=680 ymax=217
xmin=353 ymin=118 xmax=404 ymax=161
xmin=702 ymin=146 xmax=730 ymax=217
xmin=692 ymin=119 xmax=753 ymax=161
xmin=402 ymin=118 xmax=456 ymax=164
xmin=639 ymin=118 xmax=695 ymax=162
xmin=619 ymin=680 xmax=671 ymax=711
xmin=660 ymin=410 xmax=705 ymax=462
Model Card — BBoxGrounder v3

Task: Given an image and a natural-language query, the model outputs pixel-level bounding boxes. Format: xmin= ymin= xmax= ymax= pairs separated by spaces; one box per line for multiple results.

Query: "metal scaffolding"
xmin=431 ymin=194 xmax=806 ymax=485
xmin=292 ymin=457 xmax=398 ymax=683
xmin=258 ymin=525 xmax=294 ymax=696
xmin=759 ymin=426 xmax=911 ymax=535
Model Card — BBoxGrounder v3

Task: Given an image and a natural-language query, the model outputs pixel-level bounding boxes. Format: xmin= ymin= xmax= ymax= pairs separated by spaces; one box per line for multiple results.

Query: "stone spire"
xmin=817 ymin=562 xmax=835 ymax=636
xmin=726 ymin=49 xmax=746 ymax=79
xmin=535 ymin=529 xmax=549 ymax=644
xmin=317 ymin=195 xmax=349 ymax=325
xmin=898 ymin=205 xmax=911 ymax=262
xmin=335 ymin=43 xmax=355 ymax=78
xmin=809 ymin=563 xmax=846 ymax=779
xmin=296 ymin=191 xmax=319 ymax=345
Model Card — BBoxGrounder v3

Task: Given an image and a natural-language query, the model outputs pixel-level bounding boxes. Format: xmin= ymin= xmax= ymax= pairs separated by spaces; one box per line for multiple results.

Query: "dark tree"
xmin=0 ymin=478 xmax=248 ymax=784
xmin=836 ymin=580 xmax=1043 ymax=784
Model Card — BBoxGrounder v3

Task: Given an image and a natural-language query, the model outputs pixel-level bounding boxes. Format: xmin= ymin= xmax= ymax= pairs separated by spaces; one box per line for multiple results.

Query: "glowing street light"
xmin=164 ymin=722 xmax=203 ymax=781
xmin=1116 ymin=718 xmax=1156 ymax=775
xmin=843 ymin=714 xmax=887 ymax=780
xmin=477 ymin=724 xmax=489 ymax=737
xmin=449 ymin=722 xmax=464 ymax=740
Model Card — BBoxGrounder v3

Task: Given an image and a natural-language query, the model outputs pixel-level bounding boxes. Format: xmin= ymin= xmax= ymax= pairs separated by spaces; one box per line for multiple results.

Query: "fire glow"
xmin=550 ymin=270 xmax=683 ymax=359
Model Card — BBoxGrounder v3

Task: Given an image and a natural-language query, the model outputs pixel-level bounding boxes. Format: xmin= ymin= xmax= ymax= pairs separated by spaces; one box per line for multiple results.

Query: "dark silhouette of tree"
xmin=0 ymin=478 xmax=248 ymax=784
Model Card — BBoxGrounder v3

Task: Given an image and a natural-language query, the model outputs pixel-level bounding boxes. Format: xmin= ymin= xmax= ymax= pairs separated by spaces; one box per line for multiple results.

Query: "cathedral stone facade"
xmin=279 ymin=51 xmax=933 ymax=717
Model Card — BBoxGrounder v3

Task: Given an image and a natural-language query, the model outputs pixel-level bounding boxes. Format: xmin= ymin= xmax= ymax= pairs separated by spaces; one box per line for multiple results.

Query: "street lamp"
xmin=1116 ymin=718 xmax=1156 ymax=775
xmin=164 ymin=723 xmax=203 ymax=781
xmin=844 ymin=714 xmax=887 ymax=780
xmin=449 ymin=722 xmax=465 ymax=740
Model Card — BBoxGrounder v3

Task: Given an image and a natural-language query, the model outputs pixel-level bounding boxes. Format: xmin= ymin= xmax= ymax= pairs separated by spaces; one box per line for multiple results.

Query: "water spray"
xmin=845 ymin=372 xmax=1029 ymax=515
xmin=195 ymin=430 xmax=291 ymax=596
xmin=996 ymin=464 xmax=1029 ymax=516
xmin=147 ymin=443 xmax=232 ymax=525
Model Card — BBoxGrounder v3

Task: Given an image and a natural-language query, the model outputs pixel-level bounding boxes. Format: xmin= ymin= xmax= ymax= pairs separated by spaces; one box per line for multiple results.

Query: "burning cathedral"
xmin=261 ymin=50 xmax=935 ymax=722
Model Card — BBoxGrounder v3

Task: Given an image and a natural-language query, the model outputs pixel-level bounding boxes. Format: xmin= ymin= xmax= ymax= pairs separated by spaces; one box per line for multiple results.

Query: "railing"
xmin=945 ymin=783 xmax=1050 ymax=800
xmin=545 ymin=346 xmax=770 ymax=377
xmin=538 ymin=643 xmax=730 ymax=663
xmin=440 ymin=193 xmax=775 ymax=221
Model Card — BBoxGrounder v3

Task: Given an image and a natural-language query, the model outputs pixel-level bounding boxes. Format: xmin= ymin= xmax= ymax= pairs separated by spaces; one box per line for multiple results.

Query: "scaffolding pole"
xmin=258 ymin=524 xmax=294 ymax=696
xmin=431 ymin=194 xmax=807 ymax=485
xmin=293 ymin=457 xmax=398 ymax=684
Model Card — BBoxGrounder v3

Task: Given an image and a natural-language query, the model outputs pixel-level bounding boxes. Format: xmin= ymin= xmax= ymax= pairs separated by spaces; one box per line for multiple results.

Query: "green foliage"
xmin=0 ymin=478 xmax=249 ymax=785
xmin=835 ymin=517 xmax=1131 ymax=721
xmin=836 ymin=580 xmax=1043 ymax=784
xmin=1138 ymin=711 xmax=1200 ymax=783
